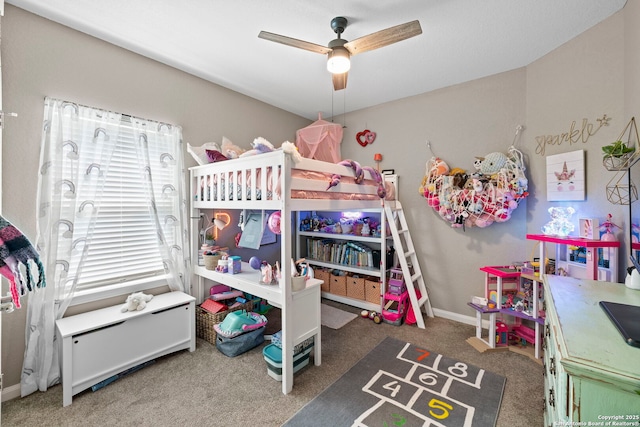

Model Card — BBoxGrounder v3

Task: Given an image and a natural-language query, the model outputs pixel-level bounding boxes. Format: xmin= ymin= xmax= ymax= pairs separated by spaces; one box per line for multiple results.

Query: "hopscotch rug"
xmin=282 ymin=336 xmax=506 ymax=427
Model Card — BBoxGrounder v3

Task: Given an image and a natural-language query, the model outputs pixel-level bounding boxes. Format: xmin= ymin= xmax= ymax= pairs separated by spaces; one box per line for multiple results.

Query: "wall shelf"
xmin=526 ymin=234 xmax=619 ymax=282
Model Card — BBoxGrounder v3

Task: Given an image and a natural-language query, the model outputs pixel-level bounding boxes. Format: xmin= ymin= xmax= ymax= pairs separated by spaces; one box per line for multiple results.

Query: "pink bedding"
xmin=195 ymin=167 xmax=395 ymax=202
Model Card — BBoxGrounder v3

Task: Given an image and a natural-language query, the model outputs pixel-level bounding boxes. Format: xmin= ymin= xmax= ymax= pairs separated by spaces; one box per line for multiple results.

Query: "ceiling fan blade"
xmin=333 ymin=72 xmax=348 ymax=91
xmin=258 ymin=31 xmax=331 ymax=55
xmin=344 ymin=20 xmax=422 ymax=55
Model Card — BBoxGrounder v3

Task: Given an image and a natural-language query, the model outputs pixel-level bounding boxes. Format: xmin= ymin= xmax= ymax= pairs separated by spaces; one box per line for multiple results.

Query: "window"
xmin=36 ymin=98 xmax=189 ymax=306
xmin=75 ymin=123 xmax=168 ymax=290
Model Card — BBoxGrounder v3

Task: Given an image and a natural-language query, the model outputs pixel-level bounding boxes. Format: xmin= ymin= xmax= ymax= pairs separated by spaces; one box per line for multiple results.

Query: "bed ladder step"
xmin=383 ymin=201 xmax=434 ymax=329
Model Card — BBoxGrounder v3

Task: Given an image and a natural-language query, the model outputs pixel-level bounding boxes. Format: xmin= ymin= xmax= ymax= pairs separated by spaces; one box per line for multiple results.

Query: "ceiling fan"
xmin=258 ymin=17 xmax=422 ymax=91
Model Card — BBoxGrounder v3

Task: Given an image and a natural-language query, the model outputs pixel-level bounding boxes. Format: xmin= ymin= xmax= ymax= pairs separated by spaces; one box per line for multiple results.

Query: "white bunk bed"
xmin=189 ymin=150 xmax=394 ymax=394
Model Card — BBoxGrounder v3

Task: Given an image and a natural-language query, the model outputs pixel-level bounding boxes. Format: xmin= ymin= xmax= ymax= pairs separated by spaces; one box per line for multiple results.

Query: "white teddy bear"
xmin=120 ymin=292 xmax=154 ymax=312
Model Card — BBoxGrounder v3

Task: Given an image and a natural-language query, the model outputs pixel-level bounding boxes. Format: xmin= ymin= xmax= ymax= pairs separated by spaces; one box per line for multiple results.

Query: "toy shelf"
xmin=526 ymin=234 xmax=619 ymax=282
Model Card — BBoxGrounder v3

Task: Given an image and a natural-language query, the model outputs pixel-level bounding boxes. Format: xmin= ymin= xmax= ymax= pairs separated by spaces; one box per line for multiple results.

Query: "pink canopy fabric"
xmin=295 ymin=113 xmax=342 ymax=163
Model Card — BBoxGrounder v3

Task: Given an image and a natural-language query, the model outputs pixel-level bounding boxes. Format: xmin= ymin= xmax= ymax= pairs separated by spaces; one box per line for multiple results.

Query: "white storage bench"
xmin=55 ymin=291 xmax=195 ymax=407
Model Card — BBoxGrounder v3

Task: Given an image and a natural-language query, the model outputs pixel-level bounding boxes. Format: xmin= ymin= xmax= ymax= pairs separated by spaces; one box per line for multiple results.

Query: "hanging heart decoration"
xmin=356 ymin=129 xmax=376 ymax=147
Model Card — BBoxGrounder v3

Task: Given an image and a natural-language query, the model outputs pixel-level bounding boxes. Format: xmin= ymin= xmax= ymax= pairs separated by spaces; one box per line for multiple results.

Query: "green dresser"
xmin=544 ymin=275 xmax=640 ymax=425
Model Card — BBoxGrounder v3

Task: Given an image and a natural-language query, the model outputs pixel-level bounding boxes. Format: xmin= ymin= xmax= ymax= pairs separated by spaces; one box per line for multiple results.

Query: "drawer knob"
xmin=545 ymin=324 xmax=550 ymax=337
xmin=548 ymin=388 xmax=555 ymax=407
xmin=549 ymin=357 xmax=556 ymax=375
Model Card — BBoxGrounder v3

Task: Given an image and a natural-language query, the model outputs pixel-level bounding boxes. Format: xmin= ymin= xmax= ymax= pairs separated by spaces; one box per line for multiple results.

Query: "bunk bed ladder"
xmin=384 ymin=201 xmax=434 ymax=329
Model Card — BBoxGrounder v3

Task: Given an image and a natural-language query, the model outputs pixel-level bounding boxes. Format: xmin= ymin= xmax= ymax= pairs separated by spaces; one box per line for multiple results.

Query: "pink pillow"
xmin=206 ymin=149 xmax=229 ymax=163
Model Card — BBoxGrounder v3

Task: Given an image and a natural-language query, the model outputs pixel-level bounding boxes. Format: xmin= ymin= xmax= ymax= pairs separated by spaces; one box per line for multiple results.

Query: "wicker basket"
xmin=346 ymin=276 xmax=366 ymax=300
xmin=365 ymin=279 xmax=381 ymax=304
xmin=203 ymin=254 xmax=223 ymax=270
xmin=195 ymin=299 xmax=254 ymax=345
xmin=315 ymin=269 xmax=331 ymax=293
xmin=329 ymin=273 xmax=347 ymax=296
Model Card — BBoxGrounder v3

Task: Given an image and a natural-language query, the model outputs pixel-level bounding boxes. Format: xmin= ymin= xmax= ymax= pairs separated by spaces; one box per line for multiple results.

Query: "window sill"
xmin=68 ymin=275 xmax=170 ymax=306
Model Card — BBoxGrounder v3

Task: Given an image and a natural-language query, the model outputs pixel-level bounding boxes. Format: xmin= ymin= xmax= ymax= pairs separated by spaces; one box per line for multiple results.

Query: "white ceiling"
xmin=8 ymin=0 xmax=627 ymax=120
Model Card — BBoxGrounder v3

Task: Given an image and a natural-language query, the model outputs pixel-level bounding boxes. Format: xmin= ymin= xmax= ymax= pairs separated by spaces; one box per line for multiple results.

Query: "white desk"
xmin=194 ymin=262 xmax=322 ymax=394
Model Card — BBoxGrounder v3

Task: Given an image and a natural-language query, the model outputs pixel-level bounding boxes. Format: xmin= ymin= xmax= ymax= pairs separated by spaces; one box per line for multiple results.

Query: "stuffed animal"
xmin=338 ymin=159 xmax=365 ymax=184
xmin=361 ymin=222 xmax=371 ymax=236
xmin=476 ymin=152 xmax=508 ymax=175
xmin=221 ymin=136 xmax=245 ymax=159
xmin=281 ymin=141 xmax=302 ymax=163
xmin=431 ymin=157 xmax=450 ymax=176
xmin=239 ymin=137 xmax=275 ymax=157
xmin=120 ymin=292 xmax=154 ymax=312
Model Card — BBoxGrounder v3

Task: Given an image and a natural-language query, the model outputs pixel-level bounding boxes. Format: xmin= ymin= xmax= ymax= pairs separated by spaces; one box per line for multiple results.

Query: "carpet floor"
xmin=1 ymin=299 xmax=544 ymax=426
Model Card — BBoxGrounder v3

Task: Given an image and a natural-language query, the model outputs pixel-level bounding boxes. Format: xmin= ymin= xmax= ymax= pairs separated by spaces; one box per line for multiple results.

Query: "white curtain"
xmin=21 ymin=98 xmax=189 ymax=396
xmin=129 ymin=117 xmax=190 ymax=292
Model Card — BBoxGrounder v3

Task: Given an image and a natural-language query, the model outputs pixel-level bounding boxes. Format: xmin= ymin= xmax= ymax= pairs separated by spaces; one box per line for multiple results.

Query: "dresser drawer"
xmin=543 ymin=313 xmax=572 ymax=424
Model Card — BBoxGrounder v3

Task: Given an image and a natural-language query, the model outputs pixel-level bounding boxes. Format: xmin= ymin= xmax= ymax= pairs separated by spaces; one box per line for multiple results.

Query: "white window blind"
xmin=72 ymin=122 xmax=172 ymax=291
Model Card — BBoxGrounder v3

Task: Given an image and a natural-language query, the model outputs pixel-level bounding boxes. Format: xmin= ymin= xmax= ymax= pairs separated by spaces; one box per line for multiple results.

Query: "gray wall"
xmin=2 ymin=2 xmax=639 ymax=393
xmin=340 ymin=68 xmax=528 ymax=321
xmin=337 ymin=6 xmax=636 ymax=323
xmin=1 ymin=5 xmax=310 ymax=389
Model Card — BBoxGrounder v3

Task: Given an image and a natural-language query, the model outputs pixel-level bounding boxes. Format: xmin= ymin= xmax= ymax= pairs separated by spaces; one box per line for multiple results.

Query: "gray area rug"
xmin=321 ymin=303 xmax=358 ymax=329
xmin=283 ymin=336 xmax=506 ymax=427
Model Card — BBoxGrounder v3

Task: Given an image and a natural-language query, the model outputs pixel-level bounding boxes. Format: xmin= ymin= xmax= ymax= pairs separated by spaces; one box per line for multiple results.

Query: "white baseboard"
xmin=432 ymin=308 xmax=493 ymax=329
xmin=432 ymin=308 xmax=475 ymax=325
xmin=1 ymin=383 xmax=21 ymax=402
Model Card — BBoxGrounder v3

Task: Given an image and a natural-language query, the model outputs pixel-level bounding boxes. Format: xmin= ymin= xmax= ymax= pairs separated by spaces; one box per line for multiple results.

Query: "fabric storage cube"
xmin=330 ymin=273 xmax=347 ymax=296
xmin=365 ymin=279 xmax=381 ymax=304
xmin=346 ymin=275 xmax=366 ymax=300
xmin=314 ymin=269 xmax=330 ymax=293
xmin=262 ymin=343 xmax=313 ymax=381
xmin=216 ymin=326 xmax=265 ymax=357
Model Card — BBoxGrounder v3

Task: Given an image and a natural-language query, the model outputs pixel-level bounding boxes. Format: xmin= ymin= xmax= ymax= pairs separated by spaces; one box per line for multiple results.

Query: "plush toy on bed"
xmin=281 ymin=141 xmax=302 ymax=163
xmin=239 ymin=137 xmax=275 ymax=158
xmin=120 ymin=292 xmax=154 ymax=312
xmin=221 ymin=136 xmax=246 ymax=159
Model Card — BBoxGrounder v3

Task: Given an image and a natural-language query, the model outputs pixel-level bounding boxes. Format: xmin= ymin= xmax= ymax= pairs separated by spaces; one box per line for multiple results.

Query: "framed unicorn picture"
xmin=546 ymin=150 xmax=585 ymax=201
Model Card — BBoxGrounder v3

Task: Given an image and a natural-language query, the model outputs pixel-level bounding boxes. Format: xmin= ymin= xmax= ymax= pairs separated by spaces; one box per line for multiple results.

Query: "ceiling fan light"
xmin=327 ymin=47 xmax=351 ymax=74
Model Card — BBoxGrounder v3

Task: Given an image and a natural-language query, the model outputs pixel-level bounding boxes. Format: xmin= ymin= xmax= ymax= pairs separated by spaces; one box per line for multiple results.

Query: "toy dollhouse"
xmin=466 ymin=265 xmax=545 ymax=361
xmin=387 ymin=268 xmax=407 ymax=295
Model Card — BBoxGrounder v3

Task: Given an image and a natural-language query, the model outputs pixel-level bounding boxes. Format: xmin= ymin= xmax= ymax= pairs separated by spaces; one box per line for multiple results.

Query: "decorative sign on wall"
xmin=546 ymin=149 xmax=585 ymax=201
xmin=535 ymin=115 xmax=610 ymax=156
